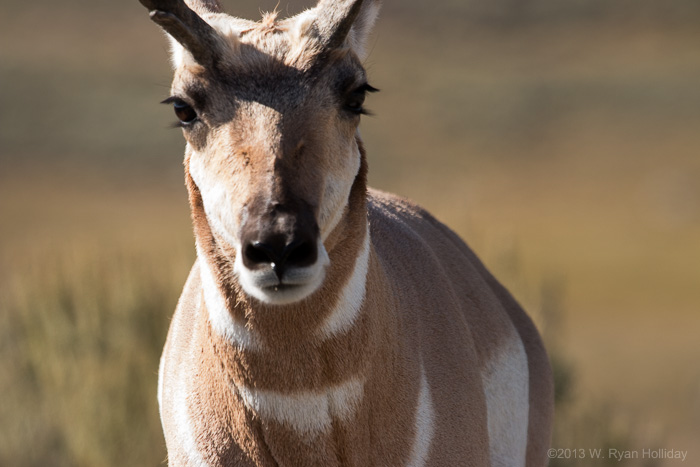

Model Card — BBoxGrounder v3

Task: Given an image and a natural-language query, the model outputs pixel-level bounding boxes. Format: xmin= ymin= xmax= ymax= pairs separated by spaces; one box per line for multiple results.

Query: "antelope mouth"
xmin=263 ymin=283 xmax=302 ymax=293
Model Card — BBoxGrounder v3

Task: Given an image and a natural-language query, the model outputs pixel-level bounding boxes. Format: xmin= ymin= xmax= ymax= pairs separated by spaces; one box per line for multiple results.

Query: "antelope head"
xmin=140 ymin=0 xmax=380 ymax=305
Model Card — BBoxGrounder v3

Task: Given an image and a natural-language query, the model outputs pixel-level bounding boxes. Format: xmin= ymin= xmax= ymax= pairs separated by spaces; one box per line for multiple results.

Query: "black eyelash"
xmin=162 ymin=97 xmax=185 ymax=128
xmin=360 ymin=84 xmax=380 ymax=94
xmin=160 ymin=96 xmax=183 ymax=106
xmin=361 ymin=84 xmax=379 ymax=116
xmin=161 ymin=96 xmax=199 ymax=127
xmin=345 ymin=83 xmax=379 ymax=116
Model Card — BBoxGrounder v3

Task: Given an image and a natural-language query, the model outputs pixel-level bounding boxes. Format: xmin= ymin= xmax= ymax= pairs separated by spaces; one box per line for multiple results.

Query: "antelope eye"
xmin=343 ymin=83 xmax=378 ymax=115
xmin=173 ymin=101 xmax=198 ymax=124
xmin=345 ymin=91 xmax=366 ymax=114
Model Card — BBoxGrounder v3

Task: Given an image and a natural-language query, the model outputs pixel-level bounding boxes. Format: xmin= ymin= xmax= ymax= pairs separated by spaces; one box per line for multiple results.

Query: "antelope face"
xmin=145 ymin=0 xmax=379 ymax=305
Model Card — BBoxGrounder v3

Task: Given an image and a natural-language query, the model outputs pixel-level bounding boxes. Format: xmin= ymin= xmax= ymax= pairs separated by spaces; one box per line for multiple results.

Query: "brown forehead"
xmin=172 ymin=21 xmax=367 ymax=115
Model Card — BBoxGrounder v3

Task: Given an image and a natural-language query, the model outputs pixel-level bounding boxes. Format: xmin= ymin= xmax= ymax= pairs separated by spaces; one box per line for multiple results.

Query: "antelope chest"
xmin=161 ymin=322 xmax=423 ymax=466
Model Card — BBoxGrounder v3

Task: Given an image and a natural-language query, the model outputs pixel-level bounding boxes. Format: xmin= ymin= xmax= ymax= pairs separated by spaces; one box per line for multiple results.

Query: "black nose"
xmin=243 ymin=234 xmax=318 ymax=278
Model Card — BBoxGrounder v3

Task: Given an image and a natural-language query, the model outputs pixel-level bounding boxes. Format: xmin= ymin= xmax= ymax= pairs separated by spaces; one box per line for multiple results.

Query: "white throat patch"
xmin=316 ymin=223 xmax=370 ymax=339
xmin=197 ymin=249 xmax=262 ymax=351
xmin=235 ymin=377 xmax=366 ymax=437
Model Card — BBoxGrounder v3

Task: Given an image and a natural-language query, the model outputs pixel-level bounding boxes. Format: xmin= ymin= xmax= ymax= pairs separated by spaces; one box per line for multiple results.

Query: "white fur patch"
xmin=159 ymin=280 xmax=191 ymax=425
xmin=174 ymin=392 xmax=210 ymax=467
xmin=482 ymin=334 xmax=530 ymax=467
xmin=188 ymin=145 xmax=242 ymax=249
xmin=319 ymin=140 xmax=361 ymax=242
xmin=406 ymin=363 xmax=436 ymax=467
xmin=236 ymin=378 xmax=365 ymax=436
xmin=197 ymin=251 xmax=262 ymax=351
xmin=172 ymin=316 xmax=211 ymax=467
xmin=316 ymin=224 xmax=370 ymax=339
xmin=157 ymin=353 xmax=165 ymax=414
xmin=168 ymin=36 xmax=186 ymax=69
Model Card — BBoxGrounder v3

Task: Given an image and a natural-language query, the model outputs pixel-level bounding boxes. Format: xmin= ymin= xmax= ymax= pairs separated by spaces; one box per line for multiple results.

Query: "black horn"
xmin=139 ymin=0 xmax=222 ymax=66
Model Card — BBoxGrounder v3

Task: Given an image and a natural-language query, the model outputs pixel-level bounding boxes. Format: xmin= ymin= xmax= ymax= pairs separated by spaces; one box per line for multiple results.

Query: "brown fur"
xmin=159 ymin=149 xmax=553 ymax=466
xmin=146 ymin=1 xmax=554 ymax=465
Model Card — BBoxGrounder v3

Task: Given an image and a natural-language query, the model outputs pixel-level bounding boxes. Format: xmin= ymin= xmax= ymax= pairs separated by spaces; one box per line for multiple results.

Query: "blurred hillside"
xmin=1 ymin=0 xmax=699 ymax=466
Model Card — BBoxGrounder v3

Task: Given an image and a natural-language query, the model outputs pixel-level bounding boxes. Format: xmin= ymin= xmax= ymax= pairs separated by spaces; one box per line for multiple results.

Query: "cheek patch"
xmin=188 ymin=148 xmax=242 ymax=248
xmin=319 ymin=143 xmax=361 ymax=241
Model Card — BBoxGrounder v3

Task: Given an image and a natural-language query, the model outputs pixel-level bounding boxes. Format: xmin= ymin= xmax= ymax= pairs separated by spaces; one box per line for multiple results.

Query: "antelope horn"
xmin=139 ymin=0 xmax=221 ymax=66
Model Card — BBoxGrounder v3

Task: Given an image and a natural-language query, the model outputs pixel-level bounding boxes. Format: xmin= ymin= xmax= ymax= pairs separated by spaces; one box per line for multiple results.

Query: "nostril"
xmin=284 ymin=240 xmax=317 ymax=268
xmin=242 ymin=236 xmax=318 ymax=273
xmin=245 ymin=242 xmax=276 ymax=266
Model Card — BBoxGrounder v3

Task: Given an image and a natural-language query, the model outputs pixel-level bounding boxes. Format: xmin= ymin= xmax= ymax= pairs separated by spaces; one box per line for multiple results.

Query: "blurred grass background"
xmin=1 ymin=0 xmax=699 ymax=465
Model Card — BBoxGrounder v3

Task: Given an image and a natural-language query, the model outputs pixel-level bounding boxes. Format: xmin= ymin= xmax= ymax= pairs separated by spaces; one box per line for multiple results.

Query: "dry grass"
xmin=1 ymin=0 xmax=699 ymax=465
xmin=0 ymin=244 xmax=191 ymax=467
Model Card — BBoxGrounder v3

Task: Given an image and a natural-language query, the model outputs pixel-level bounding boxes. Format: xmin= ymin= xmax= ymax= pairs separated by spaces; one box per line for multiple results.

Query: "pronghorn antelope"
xmin=140 ymin=0 xmax=554 ymax=465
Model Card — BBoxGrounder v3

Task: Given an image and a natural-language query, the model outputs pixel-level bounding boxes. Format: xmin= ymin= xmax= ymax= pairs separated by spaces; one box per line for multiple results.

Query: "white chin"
xmin=244 ymin=279 xmax=323 ymax=305
xmin=233 ymin=243 xmax=330 ymax=306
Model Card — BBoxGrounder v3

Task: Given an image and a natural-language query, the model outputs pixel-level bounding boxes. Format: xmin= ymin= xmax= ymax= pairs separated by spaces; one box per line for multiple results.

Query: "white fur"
xmin=159 ymin=279 xmax=192 ymax=423
xmin=236 ymin=377 xmax=365 ymax=436
xmin=168 ymin=36 xmax=186 ymax=69
xmin=317 ymin=224 xmax=370 ymax=339
xmin=157 ymin=353 xmax=165 ymax=414
xmin=173 ymin=316 xmax=212 ymax=467
xmin=406 ymin=363 xmax=436 ymax=467
xmin=174 ymin=389 xmax=210 ymax=467
xmin=347 ymin=0 xmax=382 ymax=61
xmin=319 ymin=137 xmax=362 ymax=241
xmin=188 ymin=145 xmax=242 ymax=249
xmin=483 ymin=334 xmax=530 ymax=467
xmin=198 ymin=251 xmax=262 ymax=351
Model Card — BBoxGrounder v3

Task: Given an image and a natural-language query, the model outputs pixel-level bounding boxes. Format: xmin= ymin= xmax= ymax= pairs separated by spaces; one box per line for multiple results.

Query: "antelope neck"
xmin=190 ymin=141 xmax=378 ymax=390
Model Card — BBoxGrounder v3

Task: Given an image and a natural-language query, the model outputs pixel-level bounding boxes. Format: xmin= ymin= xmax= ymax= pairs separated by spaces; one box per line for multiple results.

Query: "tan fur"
xmin=146 ymin=1 xmax=554 ymax=465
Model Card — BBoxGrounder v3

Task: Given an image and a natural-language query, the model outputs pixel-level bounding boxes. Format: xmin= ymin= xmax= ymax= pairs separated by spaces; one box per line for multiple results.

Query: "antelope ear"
xmin=306 ymin=0 xmax=382 ymax=61
xmin=345 ymin=0 xmax=381 ymax=61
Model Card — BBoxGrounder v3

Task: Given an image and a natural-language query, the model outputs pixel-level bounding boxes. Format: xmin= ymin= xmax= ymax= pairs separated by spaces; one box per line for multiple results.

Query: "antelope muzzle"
xmin=235 ymin=196 xmax=329 ymax=305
